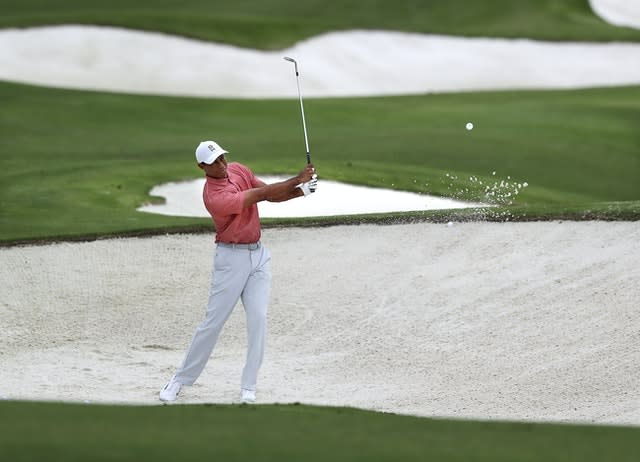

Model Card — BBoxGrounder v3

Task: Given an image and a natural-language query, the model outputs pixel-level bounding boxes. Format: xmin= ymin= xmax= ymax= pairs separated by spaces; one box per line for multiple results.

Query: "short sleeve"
xmin=204 ymin=189 xmax=244 ymax=217
xmin=234 ymin=163 xmax=261 ymax=188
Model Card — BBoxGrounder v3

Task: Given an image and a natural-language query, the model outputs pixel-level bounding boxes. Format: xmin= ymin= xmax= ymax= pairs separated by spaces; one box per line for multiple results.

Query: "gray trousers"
xmin=174 ymin=243 xmax=271 ymax=391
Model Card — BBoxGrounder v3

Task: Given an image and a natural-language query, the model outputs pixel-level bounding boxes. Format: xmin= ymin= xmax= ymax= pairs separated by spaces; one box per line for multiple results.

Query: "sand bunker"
xmin=138 ymin=176 xmax=487 ymax=218
xmin=590 ymin=0 xmax=640 ymax=29
xmin=1 ymin=0 xmax=639 ymax=99
xmin=1 ymin=26 xmax=640 ymax=98
xmin=2 ymin=221 xmax=639 ymax=425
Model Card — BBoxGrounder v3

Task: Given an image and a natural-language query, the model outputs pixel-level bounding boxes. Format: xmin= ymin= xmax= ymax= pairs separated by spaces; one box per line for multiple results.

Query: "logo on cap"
xmin=208 ymin=145 xmax=215 ymax=151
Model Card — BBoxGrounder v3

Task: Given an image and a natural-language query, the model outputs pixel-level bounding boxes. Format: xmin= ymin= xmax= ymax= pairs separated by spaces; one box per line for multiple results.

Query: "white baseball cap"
xmin=195 ymin=140 xmax=228 ymax=164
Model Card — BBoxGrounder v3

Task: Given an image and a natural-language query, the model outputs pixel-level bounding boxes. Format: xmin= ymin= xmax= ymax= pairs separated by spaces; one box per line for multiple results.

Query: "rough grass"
xmin=2 ymin=0 xmax=640 ymax=48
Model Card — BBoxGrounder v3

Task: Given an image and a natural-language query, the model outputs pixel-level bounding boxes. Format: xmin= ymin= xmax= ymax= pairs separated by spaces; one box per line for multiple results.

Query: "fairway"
xmin=1 ymin=82 xmax=639 ymax=243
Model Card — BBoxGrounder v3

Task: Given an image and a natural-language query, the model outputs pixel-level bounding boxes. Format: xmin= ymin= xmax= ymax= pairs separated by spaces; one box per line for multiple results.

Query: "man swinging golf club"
xmin=159 ymin=140 xmax=317 ymax=403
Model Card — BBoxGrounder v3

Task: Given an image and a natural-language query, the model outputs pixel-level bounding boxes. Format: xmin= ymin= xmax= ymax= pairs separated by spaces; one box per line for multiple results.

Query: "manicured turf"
xmin=1 ymin=81 xmax=639 ymax=242
xmin=1 ymin=401 xmax=639 ymax=462
xmin=2 ymin=0 xmax=640 ymax=48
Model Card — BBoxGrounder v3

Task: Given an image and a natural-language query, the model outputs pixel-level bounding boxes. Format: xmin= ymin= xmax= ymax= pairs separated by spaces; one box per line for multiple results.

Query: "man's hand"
xmin=296 ymin=164 xmax=316 ymax=184
xmin=298 ymin=176 xmax=318 ymax=197
xmin=296 ymin=164 xmax=317 ymax=197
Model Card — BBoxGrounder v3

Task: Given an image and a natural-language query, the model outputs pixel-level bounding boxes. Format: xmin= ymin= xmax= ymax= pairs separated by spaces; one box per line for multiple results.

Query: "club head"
xmin=284 ymin=56 xmax=299 ymax=75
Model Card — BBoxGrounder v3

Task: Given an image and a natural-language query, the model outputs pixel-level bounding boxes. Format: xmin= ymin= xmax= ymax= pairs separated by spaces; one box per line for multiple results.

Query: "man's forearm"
xmin=263 ymin=177 xmax=302 ymax=201
xmin=266 ymin=186 xmax=304 ymax=202
xmin=243 ymin=177 xmax=301 ymax=206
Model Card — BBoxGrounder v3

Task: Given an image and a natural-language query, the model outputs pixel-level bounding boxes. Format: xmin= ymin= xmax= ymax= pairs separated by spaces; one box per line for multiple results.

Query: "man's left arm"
xmin=254 ymin=177 xmax=317 ymax=203
xmin=253 ymin=179 xmax=302 ymax=202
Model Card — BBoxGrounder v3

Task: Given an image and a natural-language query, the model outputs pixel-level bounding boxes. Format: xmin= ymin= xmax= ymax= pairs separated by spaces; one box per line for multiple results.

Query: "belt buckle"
xmin=248 ymin=242 xmax=260 ymax=250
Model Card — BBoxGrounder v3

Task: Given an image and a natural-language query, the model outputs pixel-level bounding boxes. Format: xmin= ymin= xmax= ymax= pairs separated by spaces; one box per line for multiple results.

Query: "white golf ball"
xmin=447 ymin=221 xmax=454 ymax=227
xmin=466 ymin=122 xmax=474 ymax=130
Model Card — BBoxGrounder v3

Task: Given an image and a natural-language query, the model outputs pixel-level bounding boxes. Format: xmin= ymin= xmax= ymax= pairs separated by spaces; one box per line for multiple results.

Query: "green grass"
xmin=1 ymin=401 xmax=639 ymax=462
xmin=2 ymin=0 xmax=640 ymax=48
xmin=1 ymin=81 xmax=639 ymax=243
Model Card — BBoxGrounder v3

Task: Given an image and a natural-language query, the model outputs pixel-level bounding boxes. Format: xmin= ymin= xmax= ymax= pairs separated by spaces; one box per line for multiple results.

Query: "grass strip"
xmin=1 ymin=401 xmax=639 ymax=462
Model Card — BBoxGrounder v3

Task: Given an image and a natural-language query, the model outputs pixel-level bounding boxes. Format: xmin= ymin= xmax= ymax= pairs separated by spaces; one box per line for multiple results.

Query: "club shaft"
xmin=285 ymin=57 xmax=311 ymax=164
xmin=294 ymin=73 xmax=311 ymax=164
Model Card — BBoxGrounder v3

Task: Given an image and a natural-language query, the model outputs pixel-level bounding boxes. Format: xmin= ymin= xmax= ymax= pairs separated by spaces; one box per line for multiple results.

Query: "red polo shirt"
xmin=203 ymin=162 xmax=262 ymax=243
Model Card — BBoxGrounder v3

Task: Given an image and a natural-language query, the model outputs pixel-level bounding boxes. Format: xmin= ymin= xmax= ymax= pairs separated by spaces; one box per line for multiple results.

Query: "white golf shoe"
xmin=240 ymin=388 xmax=256 ymax=404
xmin=159 ymin=375 xmax=182 ymax=402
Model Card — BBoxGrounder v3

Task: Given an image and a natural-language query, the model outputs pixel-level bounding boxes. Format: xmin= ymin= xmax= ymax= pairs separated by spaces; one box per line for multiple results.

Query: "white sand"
xmin=590 ymin=0 xmax=640 ymax=29
xmin=1 ymin=26 xmax=640 ymax=98
xmin=138 ymin=176 xmax=488 ymax=218
xmin=2 ymin=222 xmax=640 ymax=425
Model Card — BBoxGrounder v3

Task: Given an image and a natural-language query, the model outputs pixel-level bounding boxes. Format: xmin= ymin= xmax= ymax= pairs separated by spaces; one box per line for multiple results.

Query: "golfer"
xmin=160 ymin=140 xmax=317 ymax=403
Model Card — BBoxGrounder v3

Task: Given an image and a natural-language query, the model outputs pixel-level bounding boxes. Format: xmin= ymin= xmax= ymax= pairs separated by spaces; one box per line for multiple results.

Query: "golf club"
xmin=284 ymin=56 xmax=311 ymax=165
